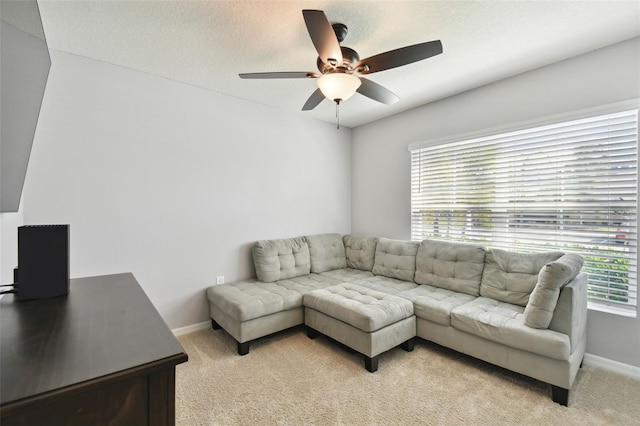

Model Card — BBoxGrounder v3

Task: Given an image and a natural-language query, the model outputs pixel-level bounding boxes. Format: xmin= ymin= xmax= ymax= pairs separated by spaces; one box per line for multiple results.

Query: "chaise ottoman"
xmin=303 ymin=283 xmax=416 ymax=372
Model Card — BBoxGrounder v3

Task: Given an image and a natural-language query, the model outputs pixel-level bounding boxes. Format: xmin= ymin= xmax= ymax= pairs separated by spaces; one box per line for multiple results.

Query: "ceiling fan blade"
xmin=239 ymin=72 xmax=318 ymax=79
xmin=302 ymin=10 xmax=343 ymax=66
xmin=302 ymin=88 xmax=325 ymax=111
xmin=356 ymin=78 xmax=399 ymax=105
xmin=355 ymin=40 xmax=443 ymax=74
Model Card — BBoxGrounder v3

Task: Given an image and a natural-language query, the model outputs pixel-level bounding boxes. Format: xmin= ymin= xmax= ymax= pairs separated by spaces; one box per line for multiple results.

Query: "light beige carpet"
xmin=176 ymin=327 xmax=640 ymax=425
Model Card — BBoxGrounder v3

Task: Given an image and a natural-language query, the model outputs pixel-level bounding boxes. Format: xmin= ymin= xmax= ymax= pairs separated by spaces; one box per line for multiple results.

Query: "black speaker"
xmin=15 ymin=225 xmax=70 ymax=301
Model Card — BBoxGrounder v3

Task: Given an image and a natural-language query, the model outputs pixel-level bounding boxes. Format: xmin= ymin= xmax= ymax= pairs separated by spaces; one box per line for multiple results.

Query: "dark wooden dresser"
xmin=0 ymin=273 xmax=188 ymax=425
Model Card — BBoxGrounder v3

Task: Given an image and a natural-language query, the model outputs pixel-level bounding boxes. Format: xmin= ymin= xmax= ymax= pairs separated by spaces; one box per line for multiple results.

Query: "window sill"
xmin=588 ymin=301 xmax=637 ymax=318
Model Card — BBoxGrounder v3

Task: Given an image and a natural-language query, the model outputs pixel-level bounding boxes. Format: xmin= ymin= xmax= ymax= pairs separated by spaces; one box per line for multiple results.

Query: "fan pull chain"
xmin=336 ymin=100 xmax=340 ymax=130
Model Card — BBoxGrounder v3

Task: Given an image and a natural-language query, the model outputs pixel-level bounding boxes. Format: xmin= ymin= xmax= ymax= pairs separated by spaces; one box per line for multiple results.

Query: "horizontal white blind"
xmin=410 ymin=109 xmax=638 ymax=312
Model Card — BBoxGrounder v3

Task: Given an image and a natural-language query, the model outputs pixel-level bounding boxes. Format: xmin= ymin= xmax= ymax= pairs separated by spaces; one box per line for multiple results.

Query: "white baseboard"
xmin=583 ymin=353 xmax=640 ymax=380
xmin=172 ymin=320 xmax=210 ymax=336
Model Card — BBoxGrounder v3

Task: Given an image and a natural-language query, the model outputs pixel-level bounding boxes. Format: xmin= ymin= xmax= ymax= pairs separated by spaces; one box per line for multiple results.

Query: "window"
xmin=410 ymin=109 xmax=638 ymax=315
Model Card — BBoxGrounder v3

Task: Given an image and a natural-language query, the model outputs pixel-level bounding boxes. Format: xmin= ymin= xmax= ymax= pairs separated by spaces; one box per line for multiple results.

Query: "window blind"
xmin=410 ymin=109 xmax=638 ymax=313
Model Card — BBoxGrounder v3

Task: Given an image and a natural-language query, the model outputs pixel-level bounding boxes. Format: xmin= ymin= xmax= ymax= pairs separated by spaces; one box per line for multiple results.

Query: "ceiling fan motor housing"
xmin=317 ymin=46 xmax=360 ymax=73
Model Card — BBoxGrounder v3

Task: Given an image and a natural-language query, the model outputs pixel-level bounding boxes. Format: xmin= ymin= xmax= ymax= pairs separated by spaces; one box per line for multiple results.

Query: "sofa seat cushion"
xmin=343 ymin=235 xmax=378 ymax=271
xmin=351 ymin=276 xmax=419 ymax=295
xmin=398 ymin=285 xmax=476 ymax=326
xmin=372 ymin=238 xmax=420 ymax=281
xmin=415 ymin=239 xmax=486 ymax=296
xmin=253 ymin=237 xmax=311 ymax=282
xmin=306 ymin=233 xmax=347 ymax=273
xmin=451 ymin=297 xmax=570 ymax=360
xmin=303 ymin=283 xmax=414 ymax=333
xmin=319 ymin=268 xmax=374 ymax=282
xmin=207 ymin=274 xmax=338 ymax=322
xmin=277 ymin=273 xmax=342 ymax=290
xmin=480 ymin=249 xmax=564 ymax=306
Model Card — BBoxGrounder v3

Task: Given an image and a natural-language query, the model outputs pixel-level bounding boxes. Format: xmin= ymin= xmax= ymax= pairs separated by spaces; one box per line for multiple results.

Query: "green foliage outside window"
xmin=582 ymin=256 xmax=630 ymax=303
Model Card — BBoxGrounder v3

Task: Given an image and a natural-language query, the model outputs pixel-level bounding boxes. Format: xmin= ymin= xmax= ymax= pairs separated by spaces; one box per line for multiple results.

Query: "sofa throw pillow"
xmin=252 ymin=237 xmax=310 ymax=282
xmin=343 ymin=235 xmax=378 ymax=271
xmin=372 ymin=238 xmax=419 ymax=282
xmin=415 ymin=239 xmax=487 ymax=296
xmin=479 ymin=249 xmax=564 ymax=306
xmin=524 ymin=254 xmax=584 ymax=329
xmin=305 ymin=233 xmax=347 ymax=273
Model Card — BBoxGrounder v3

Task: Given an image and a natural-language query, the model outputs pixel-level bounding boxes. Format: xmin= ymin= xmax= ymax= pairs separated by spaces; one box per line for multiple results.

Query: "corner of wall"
xmin=0 ymin=207 xmax=23 ymax=284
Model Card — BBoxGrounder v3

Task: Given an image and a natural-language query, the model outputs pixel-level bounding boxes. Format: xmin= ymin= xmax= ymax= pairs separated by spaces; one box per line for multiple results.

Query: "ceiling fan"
xmin=239 ymin=9 xmax=443 ymax=116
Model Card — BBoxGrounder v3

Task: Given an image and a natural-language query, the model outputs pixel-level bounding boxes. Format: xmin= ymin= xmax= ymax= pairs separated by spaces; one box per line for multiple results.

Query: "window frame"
xmin=408 ymin=100 xmax=639 ymax=317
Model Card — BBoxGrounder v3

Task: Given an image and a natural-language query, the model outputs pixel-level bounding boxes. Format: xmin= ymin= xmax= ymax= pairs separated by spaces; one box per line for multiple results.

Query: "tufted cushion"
xmin=397 ymin=285 xmax=476 ymax=326
xmin=451 ymin=297 xmax=570 ymax=360
xmin=319 ymin=268 xmax=374 ymax=282
xmin=479 ymin=249 xmax=564 ymax=306
xmin=524 ymin=254 xmax=584 ymax=329
xmin=351 ymin=275 xmax=419 ymax=295
xmin=372 ymin=238 xmax=420 ymax=282
xmin=415 ymin=239 xmax=486 ymax=296
xmin=303 ymin=283 xmax=414 ymax=333
xmin=305 ymin=233 xmax=347 ymax=273
xmin=206 ymin=274 xmax=340 ymax=322
xmin=252 ymin=237 xmax=311 ymax=282
xmin=343 ymin=235 xmax=378 ymax=271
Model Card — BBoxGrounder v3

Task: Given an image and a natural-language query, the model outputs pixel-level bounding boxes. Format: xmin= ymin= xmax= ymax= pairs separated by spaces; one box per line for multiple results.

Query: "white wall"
xmin=18 ymin=50 xmax=351 ymax=329
xmin=0 ymin=211 xmax=22 ymax=285
xmin=0 ymin=16 xmax=50 ymax=213
xmin=351 ymin=37 xmax=640 ymax=367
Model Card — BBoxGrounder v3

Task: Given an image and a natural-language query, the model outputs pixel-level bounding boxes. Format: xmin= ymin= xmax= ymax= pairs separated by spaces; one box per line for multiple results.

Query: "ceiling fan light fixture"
xmin=317 ymin=72 xmax=361 ymax=102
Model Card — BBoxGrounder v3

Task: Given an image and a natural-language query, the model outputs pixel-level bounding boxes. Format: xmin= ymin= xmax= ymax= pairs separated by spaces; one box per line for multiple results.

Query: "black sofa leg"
xmin=365 ymin=355 xmax=379 ymax=373
xmin=211 ymin=320 xmax=248 ymax=356
xmin=401 ymin=338 xmax=415 ymax=352
xmin=237 ymin=341 xmax=250 ymax=356
xmin=551 ymin=385 xmax=569 ymax=406
xmin=306 ymin=326 xmax=320 ymax=339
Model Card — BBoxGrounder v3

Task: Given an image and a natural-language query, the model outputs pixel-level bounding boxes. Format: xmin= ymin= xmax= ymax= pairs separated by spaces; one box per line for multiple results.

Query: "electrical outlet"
xmin=216 ymin=276 xmax=225 ymax=285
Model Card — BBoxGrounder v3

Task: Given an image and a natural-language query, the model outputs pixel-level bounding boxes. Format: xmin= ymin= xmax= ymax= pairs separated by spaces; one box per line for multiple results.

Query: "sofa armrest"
xmin=548 ymin=272 xmax=588 ymax=353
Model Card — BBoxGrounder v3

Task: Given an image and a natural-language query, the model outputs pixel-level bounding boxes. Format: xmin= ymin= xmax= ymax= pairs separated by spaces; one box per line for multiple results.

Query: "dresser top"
xmin=0 ymin=273 xmax=187 ymax=405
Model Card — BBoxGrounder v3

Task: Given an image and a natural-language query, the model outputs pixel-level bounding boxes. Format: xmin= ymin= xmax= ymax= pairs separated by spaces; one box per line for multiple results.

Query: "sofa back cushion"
xmin=343 ymin=235 xmax=378 ymax=271
xmin=480 ymin=249 xmax=564 ymax=306
xmin=372 ymin=238 xmax=419 ymax=282
xmin=524 ymin=254 xmax=584 ymax=329
xmin=306 ymin=233 xmax=347 ymax=273
xmin=252 ymin=237 xmax=311 ymax=282
xmin=415 ymin=239 xmax=487 ymax=296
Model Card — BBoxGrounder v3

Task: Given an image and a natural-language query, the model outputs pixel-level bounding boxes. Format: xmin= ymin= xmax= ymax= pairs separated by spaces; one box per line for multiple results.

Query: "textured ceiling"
xmin=33 ymin=1 xmax=640 ymax=128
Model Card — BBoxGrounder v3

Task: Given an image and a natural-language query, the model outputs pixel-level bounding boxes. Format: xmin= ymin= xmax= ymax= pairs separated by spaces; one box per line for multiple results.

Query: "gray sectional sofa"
xmin=206 ymin=233 xmax=587 ymax=406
